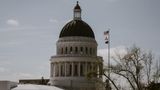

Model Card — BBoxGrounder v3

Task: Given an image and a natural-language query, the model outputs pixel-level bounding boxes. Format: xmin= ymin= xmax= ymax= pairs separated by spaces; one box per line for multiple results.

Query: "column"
xmin=78 ymin=62 xmax=81 ymax=76
xmin=65 ymin=62 xmax=67 ymax=77
xmin=94 ymin=63 xmax=98 ymax=77
xmin=56 ymin=63 xmax=59 ymax=77
xmin=72 ymin=62 xmax=74 ymax=76
xmin=85 ymin=62 xmax=88 ymax=74
xmin=91 ymin=62 xmax=94 ymax=72
xmin=50 ymin=63 xmax=53 ymax=77
xmin=55 ymin=63 xmax=57 ymax=77
xmin=59 ymin=63 xmax=61 ymax=77
xmin=99 ymin=63 xmax=102 ymax=78
xmin=53 ymin=63 xmax=56 ymax=77
xmin=52 ymin=63 xmax=55 ymax=77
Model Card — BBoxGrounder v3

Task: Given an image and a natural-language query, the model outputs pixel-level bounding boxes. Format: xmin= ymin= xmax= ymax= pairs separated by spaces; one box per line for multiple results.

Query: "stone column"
xmin=91 ymin=63 xmax=94 ymax=72
xmin=99 ymin=63 xmax=102 ymax=78
xmin=50 ymin=63 xmax=53 ymax=77
xmin=65 ymin=62 xmax=67 ymax=77
xmin=54 ymin=63 xmax=57 ymax=77
xmin=78 ymin=62 xmax=81 ymax=76
xmin=85 ymin=62 xmax=88 ymax=74
xmin=52 ymin=63 xmax=54 ymax=77
xmin=72 ymin=62 xmax=74 ymax=76
xmin=59 ymin=63 xmax=61 ymax=77
xmin=53 ymin=63 xmax=55 ymax=77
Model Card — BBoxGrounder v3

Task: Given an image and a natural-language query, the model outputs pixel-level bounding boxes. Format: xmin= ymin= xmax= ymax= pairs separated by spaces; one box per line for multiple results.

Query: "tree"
xmin=87 ymin=45 xmax=155 ymax=90
xmin=153 ymin=58 xmax=160 ymax=83
xmin=111 ymin=45 xmax=154 ymax=90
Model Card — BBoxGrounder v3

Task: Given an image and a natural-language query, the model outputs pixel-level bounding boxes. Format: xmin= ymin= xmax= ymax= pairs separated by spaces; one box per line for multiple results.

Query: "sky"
xmin=0 ymin=0 xmax=160 ymax=81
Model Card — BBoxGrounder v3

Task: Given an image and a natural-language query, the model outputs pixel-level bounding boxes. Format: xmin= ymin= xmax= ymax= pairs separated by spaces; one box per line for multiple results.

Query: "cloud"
xmin=13 ymin=72 xmax=41 ymax=79
xmin=6 ymin=19 xmax=19 ymax=27
xmin=15 ymin=73 xmax=33 ymax=78
xmin=98 ymin=46 xmax=127 ymax=65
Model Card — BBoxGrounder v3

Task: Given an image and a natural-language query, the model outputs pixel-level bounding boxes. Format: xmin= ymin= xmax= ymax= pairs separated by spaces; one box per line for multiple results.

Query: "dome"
xmin=59 ymin=20 xmax=95 ymax=38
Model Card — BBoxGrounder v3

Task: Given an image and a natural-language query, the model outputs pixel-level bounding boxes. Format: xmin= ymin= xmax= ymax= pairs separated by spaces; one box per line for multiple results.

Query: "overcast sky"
xmin=0 ymin=0 xmax=160 ymax=81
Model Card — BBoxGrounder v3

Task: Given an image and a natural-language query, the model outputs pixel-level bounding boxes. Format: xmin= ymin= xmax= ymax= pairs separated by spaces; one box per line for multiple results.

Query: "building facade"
xmin=0 ymin=81 xmax=17 ymax=90
xmin=50 ymin=2 xmax=104 ymax=90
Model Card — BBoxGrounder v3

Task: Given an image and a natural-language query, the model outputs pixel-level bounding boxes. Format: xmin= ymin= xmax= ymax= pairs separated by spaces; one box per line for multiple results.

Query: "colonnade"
xmin=51 ymin=62 xmax=102 ymax=77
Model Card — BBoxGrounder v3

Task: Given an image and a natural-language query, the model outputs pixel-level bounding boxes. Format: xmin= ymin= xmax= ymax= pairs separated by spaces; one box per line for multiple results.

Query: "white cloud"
xmin=98 ymin=46 xmax=127 ymax=65
xmin=13 ymin=72 xmax=41 ymax=79
xmin=16 ymin=73 xmax=33 ymax=77
xmin=6 ymin=19 xmax=19 ymax=27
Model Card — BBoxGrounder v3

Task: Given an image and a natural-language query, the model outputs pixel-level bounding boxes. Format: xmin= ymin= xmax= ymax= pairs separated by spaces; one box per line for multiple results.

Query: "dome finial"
xmin=74 ymin=1 xmax=81 ymax=20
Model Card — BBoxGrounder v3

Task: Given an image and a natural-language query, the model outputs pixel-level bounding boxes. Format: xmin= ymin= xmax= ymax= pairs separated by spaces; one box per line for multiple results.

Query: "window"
xmin=66 ymin=63 xmax=72 ymax=76
xmin=93 ymin=48 xmax=95 ymax=55
xmin=90 ymin=48 xmax=92 ymax=55
xmin=74 ymin=64 xmax=78 ymax=76
xmin=70 ymin=47 xmax=73 ymax=53
xmin=69 ymin=64 xmax=72 ymax=76
xmin=61 ymin=48 xmax=63 ymax=54
xmin=75 ymin=47 xmax=78 ymax=54
xmin=80 ymin=47 xmax=83 ymax=54
xmin=80 ymin=63 xmax=84 ymax=76
xmin=87 ymin=62 xmax=91 ymax=72
xmin=55 ymin=64 xmax=59 ymax=77
xmin=85 ymin=47 xmax=88 ymax=54
xmin=65 ymin=47 xmax=67 ymax=54
xmin=61 ymin=64 xmax=65 ymax=76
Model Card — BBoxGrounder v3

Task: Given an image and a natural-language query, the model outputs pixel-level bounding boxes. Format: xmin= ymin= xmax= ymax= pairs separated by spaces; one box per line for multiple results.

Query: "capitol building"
xmin=49 ymin=2 xmax=104 ymax=90
xmin=0 ymin=2 xmax=105 ymax=90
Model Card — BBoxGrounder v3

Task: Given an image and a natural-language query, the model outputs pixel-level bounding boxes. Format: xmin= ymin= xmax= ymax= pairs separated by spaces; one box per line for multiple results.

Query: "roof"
xmin=59 ymin=20 xmax=95 ymax=38
xmin=0 ymin=81 xmax=17 ymax=89
xmin=74 ymin=1 xmax=81 ymax=9
xmin=12 ymin=84 xmax=64 ymax=90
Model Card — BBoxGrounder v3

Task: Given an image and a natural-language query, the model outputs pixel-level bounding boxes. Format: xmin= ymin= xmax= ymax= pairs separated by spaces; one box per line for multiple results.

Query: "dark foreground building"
xmin=19 ymin=77 xmax=49 ymax=85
